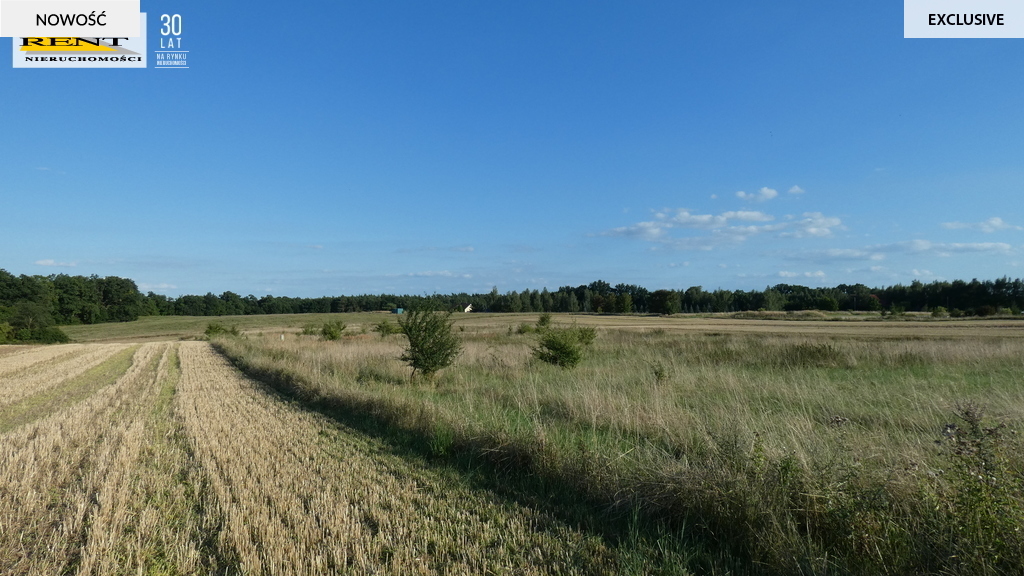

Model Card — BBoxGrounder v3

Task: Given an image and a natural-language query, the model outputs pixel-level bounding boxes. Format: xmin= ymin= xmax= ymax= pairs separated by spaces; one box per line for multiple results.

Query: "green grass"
xmin=213 ymin=325 xmax=1024 ymax=575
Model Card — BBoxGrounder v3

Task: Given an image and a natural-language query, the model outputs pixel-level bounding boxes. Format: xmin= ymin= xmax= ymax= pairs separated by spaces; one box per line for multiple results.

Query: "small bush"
xmin=373 ymin=319 xmax=401 ymax=337
xmin=205 ymin=323 xmax=240 ymax=337
xmin=931 ymin=306 xmax=949 ymax=318
xmin=975 ymin=305 xmax=997 ymax=317
xmin=651 ymin=361 xmax=670 ymax=383
xmin=515 ymin=323 xmax=536 ymax=335
xmin=936 ymin=402 xmax=1024 ymax=571
xmin=533 ymin=325 xmax=596 ymax=368
xmin=300 ymin=323 xmax=320 ymax=336
xmin=34 ymin=326 xmax=71 ymax=343
xmin=572 ymin=325 xmax=596 ymax=346
xmin=399 ymin=309 xmax=462 ymax=378
xmin=537 ymin=313 xmax=552 ymax=328
xmin=321 ymin=321 xmax=347 ymax=341
xmin=11 ymin=325 xmax=71 ymax=344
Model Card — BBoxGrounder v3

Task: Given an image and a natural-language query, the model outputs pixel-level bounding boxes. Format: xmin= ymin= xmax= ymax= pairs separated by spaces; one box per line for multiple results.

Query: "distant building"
xmin=392 ymin=308 xmax=404 ymax=314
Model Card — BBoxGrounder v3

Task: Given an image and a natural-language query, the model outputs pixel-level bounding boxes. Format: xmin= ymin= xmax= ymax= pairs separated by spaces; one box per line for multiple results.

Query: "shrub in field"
xmin=31 ymin=326 xmax=71 ymax=343
xmin=373 ymin=319 xmax=401 ymax=337
xmin=321 ymin=321 xmax=346 ymax=341
xmin=8 ymin=325 xmax=71 ymax=343
xmin=533 ymin=325 xmax=595 ymax=368
xmin=934 ymin=402 xmax=1024 ymax=571
xmin=536 ymin=313 xmax=552 ymax=328
xmin=515 ymin=322 xmax=535 ymax=335
xmin=300 ymin=323 xmax=320 ymax=336
xmin=205 ymin=323 xmax=239 ymax=337
xmin=975 ymin=305 xmax=997 ymax=317
xmin=398 ymin=309 xmax=462 ymax=378
xmin=931 ymin=306 xmax=949 ymax=318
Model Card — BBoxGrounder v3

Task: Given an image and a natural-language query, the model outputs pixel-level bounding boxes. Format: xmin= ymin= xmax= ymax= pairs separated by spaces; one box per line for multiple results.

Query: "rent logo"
xmin=12 ymin=13 xmax=146 ymax=68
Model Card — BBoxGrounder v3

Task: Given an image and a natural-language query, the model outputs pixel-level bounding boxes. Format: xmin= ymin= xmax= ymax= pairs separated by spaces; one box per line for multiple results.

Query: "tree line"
xmin=2 ymin=269 xmax=1023 ymax=342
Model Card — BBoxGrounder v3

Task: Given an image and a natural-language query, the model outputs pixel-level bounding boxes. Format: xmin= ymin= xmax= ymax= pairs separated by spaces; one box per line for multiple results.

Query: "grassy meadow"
xmin=209 ymin=313 xmax=1024 ymax=575
xmin=8 ymin=312 xmax=1024 ymax=574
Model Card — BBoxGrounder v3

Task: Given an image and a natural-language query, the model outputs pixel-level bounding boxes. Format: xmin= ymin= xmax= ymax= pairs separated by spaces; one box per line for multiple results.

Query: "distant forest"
xmin=3 ymin=268 xmax=1024 ymax=342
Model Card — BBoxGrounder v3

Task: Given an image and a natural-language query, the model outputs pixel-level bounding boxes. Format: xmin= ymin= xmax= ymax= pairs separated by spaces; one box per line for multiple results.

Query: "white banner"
xmin=905 ymin=0 xmax=1024 ymax=38
xmin=1 ymin=0 xmax=140 ymax=37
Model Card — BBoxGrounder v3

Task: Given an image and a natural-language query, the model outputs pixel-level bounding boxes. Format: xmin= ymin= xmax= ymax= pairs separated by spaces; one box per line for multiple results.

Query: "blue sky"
xmin=2 ymin=1 xmax=1022 ymax=297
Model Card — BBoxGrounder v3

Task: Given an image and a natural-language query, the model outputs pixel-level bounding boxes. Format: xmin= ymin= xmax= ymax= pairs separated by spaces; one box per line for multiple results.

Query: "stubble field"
xmin=0 ymin=340 xmax=624 ymax=575
xmin=4 ymin=313 xmax=1023 ymax=575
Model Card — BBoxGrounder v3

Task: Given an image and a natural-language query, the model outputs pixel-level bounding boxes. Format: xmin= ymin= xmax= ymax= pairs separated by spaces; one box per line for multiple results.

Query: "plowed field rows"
xmin=0 ymin=342 xmax=620 ymax=575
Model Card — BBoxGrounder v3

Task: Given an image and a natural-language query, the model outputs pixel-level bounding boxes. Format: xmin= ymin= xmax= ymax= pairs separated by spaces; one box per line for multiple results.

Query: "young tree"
xmin=533 ymin=325 xmax=596 ymax=369
xmin=398 ymin=309 xmax=462 ymax=379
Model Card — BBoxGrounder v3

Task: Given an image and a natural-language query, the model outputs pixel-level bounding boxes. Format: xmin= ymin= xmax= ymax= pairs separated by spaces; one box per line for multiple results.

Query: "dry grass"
xmin=8 ymin=311 xmax=1023 ymax=574
xmin=215 ymin=321 xmax=1024 ymax=575
xmin=0 ymin=338 xmax=641 ymax=575
xmin=0 ymin=344 xmax=88 ymax=377
xmin=0 ymin=343 xmax=169 ymax=574
xmin=0 ymin=344 xmax=131 ymax=408
xmin=176 ymin=341 xmax=618 ymax=575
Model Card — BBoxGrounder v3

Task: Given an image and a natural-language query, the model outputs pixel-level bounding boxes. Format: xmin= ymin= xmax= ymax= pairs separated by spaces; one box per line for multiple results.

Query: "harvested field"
xmin=0 ymin=344 xmax=131 ymax=409
xmin=0 ymin=344 xmax=87 ymax=377
xmin=11 ymin=313 xmax=1024 ymax=575
xmin=0 ymin=340 xmax=628 ymax=575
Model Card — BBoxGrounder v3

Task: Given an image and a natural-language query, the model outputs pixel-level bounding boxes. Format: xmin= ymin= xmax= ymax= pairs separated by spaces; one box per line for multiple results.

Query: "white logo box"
xmin=1 ymin=0 xmax=140 ymax=37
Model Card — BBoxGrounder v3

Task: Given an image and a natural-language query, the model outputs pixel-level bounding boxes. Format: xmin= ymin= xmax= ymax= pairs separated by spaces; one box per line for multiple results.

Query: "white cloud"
xmin=788 ymin=186 xmax=805 ymax=195
xmin=138 ymin=282 xmax=178 ymax=291
xmin=736 ymin=187 xmax=778 ymax=202
xmin=871 ymin=240 xmax=1013 ymax=256
xmin=941 ymin=217 xmax=1022 ymax=233
xmin=606 ymin=220 xmax=669 ymax=241
xmin=398 ymin=245 xmax=476 ymax=253
xmin=785 ymin=248 xmax=885 ymax=262
xmin=34 ymin=259 xmax=76 ymax=267
xmin=778 ymin=212 xmax=843 ymax=238
xmin=406 ymin=270 xmax=472 ymax=278
xmin=721 ymin=210 xmax=775 ymax=222
xmin=603 ymin=207 xmax=841 ymax=250
xmin=605 ymin=209 xmax=775 ymax=243
xmin=778 ymin=270 xmax=825 ymax=279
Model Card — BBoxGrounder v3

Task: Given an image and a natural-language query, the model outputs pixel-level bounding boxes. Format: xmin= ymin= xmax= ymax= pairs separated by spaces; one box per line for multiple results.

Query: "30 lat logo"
xmin=155 ymin=13 xmax=188 ymax=69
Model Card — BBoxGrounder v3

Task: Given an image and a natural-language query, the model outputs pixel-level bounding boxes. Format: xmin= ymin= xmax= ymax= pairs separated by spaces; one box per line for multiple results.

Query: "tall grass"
xmin=215 ymin=328 xmax=1024 ymax=575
